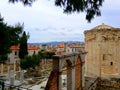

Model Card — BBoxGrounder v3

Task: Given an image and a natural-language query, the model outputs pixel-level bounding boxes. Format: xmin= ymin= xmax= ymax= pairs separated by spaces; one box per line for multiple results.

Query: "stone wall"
xmin=97 ymin=78 xmax=120 ymax=90
xmin=84 ymin=24 xmax=120 ymax=79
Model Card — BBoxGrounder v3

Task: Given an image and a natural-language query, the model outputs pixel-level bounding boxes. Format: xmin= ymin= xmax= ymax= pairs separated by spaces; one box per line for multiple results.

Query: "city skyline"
xmin=0 ymin=0 xmax=120 ymax=42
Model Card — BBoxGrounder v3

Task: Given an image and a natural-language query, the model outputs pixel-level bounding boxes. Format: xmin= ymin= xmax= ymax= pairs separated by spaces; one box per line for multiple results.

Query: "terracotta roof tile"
xmin=10 ymin=45 xmax=40 ymax=50
xmin=27 ymin=45 xmax=40 ymax=50
xmin=10 ymin=45 xmax=19 ymax=50
xmin=59 ymin=43 xmax=64 ymax=48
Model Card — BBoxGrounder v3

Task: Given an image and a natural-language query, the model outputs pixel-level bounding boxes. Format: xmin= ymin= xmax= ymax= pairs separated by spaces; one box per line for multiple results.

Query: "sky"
xmin=0 ymin=0 xmax=120 ymax=43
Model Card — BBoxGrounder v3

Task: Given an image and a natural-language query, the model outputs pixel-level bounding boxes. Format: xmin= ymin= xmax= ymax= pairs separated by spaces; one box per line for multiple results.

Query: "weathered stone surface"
xmin=84 ymin=23 xmax=120 ymax=79
xmin=45 ymin=71 xmax=59 ymax=90
xmin=75 ymin=56 xmax=82 ymax=90
xmin=45 ymin=53 xmax=83 ymax=90
xmin=98 ymin=78 xmax=120 ymax=90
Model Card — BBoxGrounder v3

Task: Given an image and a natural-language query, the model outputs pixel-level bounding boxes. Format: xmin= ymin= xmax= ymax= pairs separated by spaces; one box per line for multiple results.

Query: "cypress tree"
xmin=19 ymin=31 xmax=28 ymax=59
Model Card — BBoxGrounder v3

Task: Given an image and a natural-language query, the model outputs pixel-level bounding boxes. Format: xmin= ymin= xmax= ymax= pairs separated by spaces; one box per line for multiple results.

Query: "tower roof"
xmin=91 ymin=23 xmax=114 ymax=30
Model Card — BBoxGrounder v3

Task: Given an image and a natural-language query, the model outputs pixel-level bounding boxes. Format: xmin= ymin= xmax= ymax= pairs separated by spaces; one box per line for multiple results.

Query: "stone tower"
xmin=84 ymin=23 xmax=120 ymax=79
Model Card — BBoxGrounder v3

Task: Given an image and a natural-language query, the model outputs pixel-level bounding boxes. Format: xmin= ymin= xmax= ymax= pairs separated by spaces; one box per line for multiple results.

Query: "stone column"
xmin=67 ymin=68 xmax=75 ymax=90
xmin=45 ymin=56 xmax=60 ymax=90
xmin=67 ymin=68 xmax=72 ymax=90
xmin=10 ymin=77 xmax=14 ymax=86
xmin=20 ymin=70 xmax=24 ymax=82
xmin=7 ymin=65 xmax=10 ymax=74
xmin=14 ymin=61 xmax=16 ymax=72
xmin=7 ymin=65 xmax=10 ymax=80
xmin=9 ymin=70 xmax=14 ymax=86
xmin=1 ymin=64 xmax=3 ymax=75
xmin=16 ymin=71 xmax=20 ymax=80
xmin=71 ymin=68 xmax=75 ymax=90
xmin=59 ymin=60 xmax=63 ymax=90
xmin=19 ymin=66 xmax=21 ymax=71
xmin=59 ymin=74 xmax=63 ymax=90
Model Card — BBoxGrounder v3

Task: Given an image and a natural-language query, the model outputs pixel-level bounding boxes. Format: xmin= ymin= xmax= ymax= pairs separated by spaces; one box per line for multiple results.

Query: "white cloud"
xmin=0 ymin=0 xmax=120 ymax=42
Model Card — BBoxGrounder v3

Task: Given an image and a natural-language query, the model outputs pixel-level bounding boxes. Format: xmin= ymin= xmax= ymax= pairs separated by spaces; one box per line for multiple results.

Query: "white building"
xmin=8 ymin=45 xmax=40 ymax=63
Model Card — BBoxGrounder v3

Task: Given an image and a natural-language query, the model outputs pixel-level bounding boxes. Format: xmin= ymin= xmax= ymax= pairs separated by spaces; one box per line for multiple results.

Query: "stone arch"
xmin=45 ymin=53 xmax=83 ymax=90
xmin=59 ymin=59 xmax=73 ymax=90
xmin=59 ymin=58 xmax=72 ymax=72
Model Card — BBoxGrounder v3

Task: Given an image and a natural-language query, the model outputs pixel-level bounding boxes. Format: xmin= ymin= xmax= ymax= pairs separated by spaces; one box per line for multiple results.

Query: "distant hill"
xmin=28 ymin=41 xmax=84 ymax=45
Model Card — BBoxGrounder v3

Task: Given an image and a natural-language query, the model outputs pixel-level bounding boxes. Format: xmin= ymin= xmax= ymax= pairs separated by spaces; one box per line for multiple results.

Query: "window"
xmin=72 ymin=48 xmax=73 ymax=52
xmin=33 ymin=51 xmax=36 ymax=55
xmin=15 ymin=51 xmax=17 ymax=56
xmin=110 ymin=62 xmax=113 ymax=66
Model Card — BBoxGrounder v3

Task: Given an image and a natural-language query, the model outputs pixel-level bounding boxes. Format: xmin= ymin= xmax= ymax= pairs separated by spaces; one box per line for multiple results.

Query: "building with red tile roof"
xmin=8 ymin=45 xmax=40 ymax=63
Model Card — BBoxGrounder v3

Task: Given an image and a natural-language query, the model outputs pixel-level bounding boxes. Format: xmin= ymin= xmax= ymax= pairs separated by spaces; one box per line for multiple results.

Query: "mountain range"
xmin=28 ymin=41 xmax=84 ymax=45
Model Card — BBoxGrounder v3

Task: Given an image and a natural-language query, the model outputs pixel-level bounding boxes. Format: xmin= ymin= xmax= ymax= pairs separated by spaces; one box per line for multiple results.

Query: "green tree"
xmin=19 ymin=31 xmax=28 ymax=59
xmin=0 ymin=16 xmax=23 ymax=63
xmin=20 ymin=55 xmax=32 ymax=70
xmin=32 ymin=54 xmax=41 ymax=66
xmin=20 ymin=50 xmax=54 ymax=70
xmin=8 ymin=23 xmax=24 ymax=45
xmin=9 ymin=0 xmax=104 ymax=22
xmin=38 ymin=51 xmax=55 ymax=59
xmin=45 ymin=52 xmax=55 ymax=59
xmin=20 ymin=54 xmax=41 ymax=70
xmin=38 ymin=51 xmax=46 ymax=59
